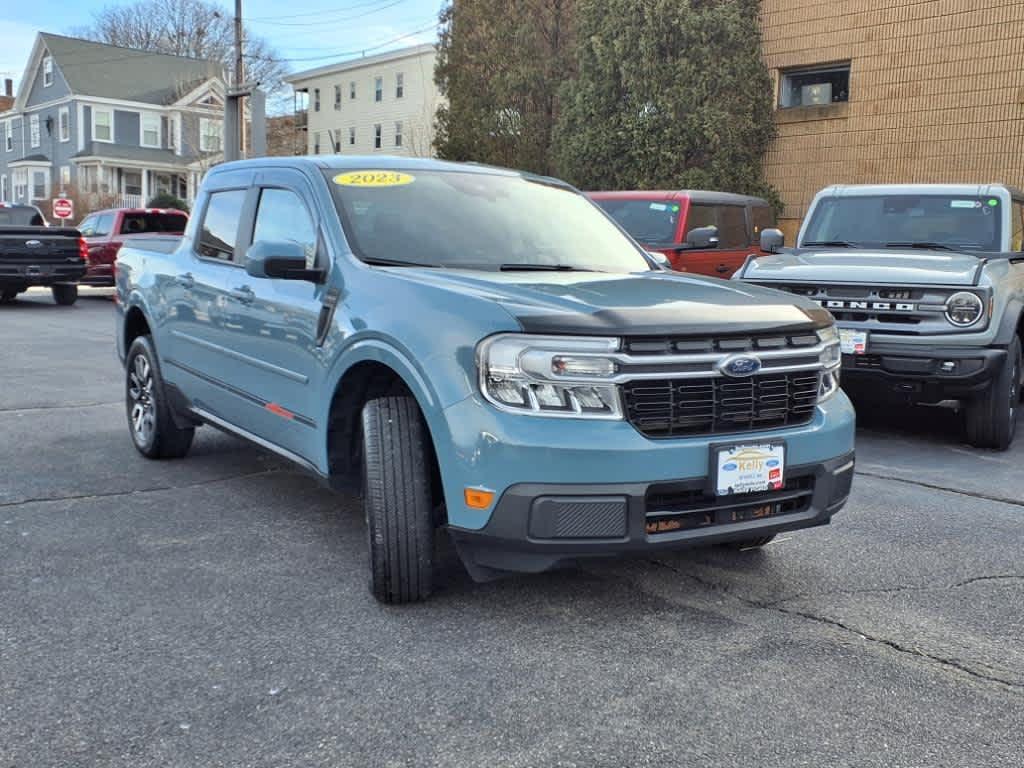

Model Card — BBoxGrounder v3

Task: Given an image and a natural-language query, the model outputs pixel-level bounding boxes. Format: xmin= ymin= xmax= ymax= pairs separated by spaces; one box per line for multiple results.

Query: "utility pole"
xmin=234 ymin=0 xmax=245 ymax=158
xmin=224 ymin=0 xmax=265 ymax=160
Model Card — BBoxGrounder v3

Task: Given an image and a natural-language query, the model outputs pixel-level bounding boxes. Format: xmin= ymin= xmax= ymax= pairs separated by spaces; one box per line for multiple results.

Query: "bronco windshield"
xmin=803 ymin=194 xmax=1003 ymax=252
xmin=324 ymin=169 xmax=653 ymax=272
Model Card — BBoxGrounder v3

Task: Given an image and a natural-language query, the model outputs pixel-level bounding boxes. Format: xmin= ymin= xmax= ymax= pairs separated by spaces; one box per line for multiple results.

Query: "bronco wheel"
xmin=361 ymin=395 xmax=434 ymax=604
xmin=125 ymin=336 xmax=195 ymax=459
xmin=965 ymin=335 xmax=1020 ymax=451
xmin=52 ymin=283 xmax=78 ymax=305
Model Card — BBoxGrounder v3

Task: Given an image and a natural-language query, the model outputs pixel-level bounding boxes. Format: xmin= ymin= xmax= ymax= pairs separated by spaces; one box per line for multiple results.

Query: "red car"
xmin=589 ymin=190 xmax=776 ymax=277
xmin=78 ymin=208 xmax=188 ymax=286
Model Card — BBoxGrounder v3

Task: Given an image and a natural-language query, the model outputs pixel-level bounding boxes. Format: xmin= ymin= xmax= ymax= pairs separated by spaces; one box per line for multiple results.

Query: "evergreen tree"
xmin=434 ymin=0 xmax=576 ymax=175
xmin=553 ymin=0 xmax=777 ymax=201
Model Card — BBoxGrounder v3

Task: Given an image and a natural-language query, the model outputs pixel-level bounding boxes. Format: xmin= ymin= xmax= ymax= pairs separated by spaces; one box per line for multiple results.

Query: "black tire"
xmin=52 ymin=283 xmax=78 ymax=306
xmin=965 ymin=335 xmax=1020 ymax=451
xmin=0 ymin=288 xmax=18 ymax=304
xmin=125 ymin=335 xmax=195 ymax=459
xmin=361 ymin=395 xmax=434 ymax=604
xmin=722 ymin=535 xmax=776 ymax=550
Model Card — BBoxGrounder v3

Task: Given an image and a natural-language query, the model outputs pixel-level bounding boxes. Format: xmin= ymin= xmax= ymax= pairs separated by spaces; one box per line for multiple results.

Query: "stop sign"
xmin=52 ymin=198 xmax=74 ymax=220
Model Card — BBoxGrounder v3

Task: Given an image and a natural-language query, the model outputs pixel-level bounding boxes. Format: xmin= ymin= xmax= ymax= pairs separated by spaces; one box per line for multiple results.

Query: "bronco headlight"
xmin=945 ymin=292 xmax=984 ymax=327
xmin=477 ymin=334 xmax=623 ymax=418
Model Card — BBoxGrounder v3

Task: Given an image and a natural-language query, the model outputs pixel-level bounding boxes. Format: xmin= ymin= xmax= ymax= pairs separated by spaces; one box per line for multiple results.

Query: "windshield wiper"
xmin=499 ymin=263 xmax=603 ymax=272
xmin=803 ymin=240 xmax=857 ymax=248
xmin=362 ymin=257 xmax=440 ymax=268
xmin=883 ymin=242 xmax=964 ymax=252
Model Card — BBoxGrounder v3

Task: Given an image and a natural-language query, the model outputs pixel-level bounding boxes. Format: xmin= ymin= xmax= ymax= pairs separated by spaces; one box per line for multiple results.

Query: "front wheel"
xmin=125 ymin=336 xmax=195 ymax=459
xmin=965 ymin=336 xmax=1020 ymax=451
xmin=0 ymin=288 xmax=19 ymax=304
xmin=52 ymin=283 xmax=78 ymax=306
xmin=361 ymin=395 xmax=435 ymax=604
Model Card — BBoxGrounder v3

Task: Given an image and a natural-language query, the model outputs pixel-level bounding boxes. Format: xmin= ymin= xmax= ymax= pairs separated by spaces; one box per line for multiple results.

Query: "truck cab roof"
xmin=814 ymin=183 xmax=1024 ymax=200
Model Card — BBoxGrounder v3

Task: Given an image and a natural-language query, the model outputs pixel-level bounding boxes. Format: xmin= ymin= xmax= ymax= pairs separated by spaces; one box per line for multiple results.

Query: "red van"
xmin=589 ymin=190 xmax=776 ymax=277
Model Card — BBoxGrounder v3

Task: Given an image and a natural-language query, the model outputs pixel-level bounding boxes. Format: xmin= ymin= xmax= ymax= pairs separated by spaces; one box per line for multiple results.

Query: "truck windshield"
xmin=803 ymin=194 xmax=1002 ymax=251
xmin=592 ymin=198 xmax=679 ymax=243
xmin=325 ymin=170 xmax=652 ymax=272
xmin=0 ymin=207 xmax=45 ymax=226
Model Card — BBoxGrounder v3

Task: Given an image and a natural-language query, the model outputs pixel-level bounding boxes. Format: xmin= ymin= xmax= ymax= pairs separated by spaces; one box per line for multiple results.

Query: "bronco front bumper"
xmin=449 ymin=451 xmax=855 ymax=580
xmin=841 ymin=341 xmax=1007 ymax=403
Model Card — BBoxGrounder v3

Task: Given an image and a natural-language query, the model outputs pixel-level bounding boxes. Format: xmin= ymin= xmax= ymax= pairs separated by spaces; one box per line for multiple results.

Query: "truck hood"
xmin=382 ymin=268 xmax=830 ymax=335
xmin=743 ymin=248 xmax=982 ymax=286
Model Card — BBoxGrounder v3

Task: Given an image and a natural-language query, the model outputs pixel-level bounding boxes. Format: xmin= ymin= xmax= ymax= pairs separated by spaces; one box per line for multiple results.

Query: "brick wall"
xmin=761 ymin=0 xmax=1024 ymax=234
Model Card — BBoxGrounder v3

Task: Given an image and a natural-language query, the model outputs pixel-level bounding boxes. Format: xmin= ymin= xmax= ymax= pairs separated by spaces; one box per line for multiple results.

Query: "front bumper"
xmin=449 ymin=451 xmax=855 ymax=579
xmin=841 ymin=341 xmax=1006 ymax=403
xmin=0 ymin=262 xmax=87 ymax=287
xmin=80 ymin=263 xmax=114 ymax=286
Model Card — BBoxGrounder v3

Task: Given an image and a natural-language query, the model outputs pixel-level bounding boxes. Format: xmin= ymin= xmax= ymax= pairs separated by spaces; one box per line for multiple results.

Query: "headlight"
xmin=477 ymin=334 xmax=623 ymax=418
xmin=816 ymin=325 xmax=841 ymax=402
xmin=945 ymin=292 xmax=984 ymax=327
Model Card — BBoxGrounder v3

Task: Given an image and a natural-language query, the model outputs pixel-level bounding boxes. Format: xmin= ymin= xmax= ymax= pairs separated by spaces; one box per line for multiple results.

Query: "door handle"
xmin=715 ymin=265 xmax=731 ymax=274
xmin=230 ymin=285 xmax=255 ymax=305
xmin=175 ymin=272 xmax=195 ymax=289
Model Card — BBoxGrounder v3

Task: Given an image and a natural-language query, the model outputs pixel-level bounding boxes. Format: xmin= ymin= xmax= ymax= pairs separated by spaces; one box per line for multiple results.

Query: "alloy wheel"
xmin=128 ymin=354 xmax=156 ymax=446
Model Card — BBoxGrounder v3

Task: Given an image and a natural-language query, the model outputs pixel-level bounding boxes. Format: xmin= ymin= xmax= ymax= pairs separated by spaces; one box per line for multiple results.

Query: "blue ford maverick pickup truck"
xmin=116 ymin=157 xmax=855 ymax=603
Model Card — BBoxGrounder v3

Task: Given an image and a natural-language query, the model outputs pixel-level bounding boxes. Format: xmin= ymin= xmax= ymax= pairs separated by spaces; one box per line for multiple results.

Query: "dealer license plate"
xmin=715 ymin=444 xmax=785 ymax=496
xmin=839 ymin=327 xmax=869 ymax=355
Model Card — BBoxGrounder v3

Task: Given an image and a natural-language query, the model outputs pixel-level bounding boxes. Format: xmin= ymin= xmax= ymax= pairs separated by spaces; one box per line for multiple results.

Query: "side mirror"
xmin=646 ymin=250 xmax=672 ymax=270
xmin=760 ymin=228 xmax=785 ymax=253
xmin=685 ymin=225 xmax=719 ymax=250
xmin=245 ymin=240 xmax=323 ymax=282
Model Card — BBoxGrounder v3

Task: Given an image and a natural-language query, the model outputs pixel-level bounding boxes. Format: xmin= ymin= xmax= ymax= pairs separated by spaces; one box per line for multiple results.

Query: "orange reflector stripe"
xmin=265 ymin=403 xmax=294 ymax=420
xmin=464 ymin=488 xmax=494 ymax=510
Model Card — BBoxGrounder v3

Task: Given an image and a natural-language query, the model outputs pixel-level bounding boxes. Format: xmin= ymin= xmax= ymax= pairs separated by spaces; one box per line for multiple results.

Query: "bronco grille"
xmin=622 ymin=371 xmax=820 ymax=438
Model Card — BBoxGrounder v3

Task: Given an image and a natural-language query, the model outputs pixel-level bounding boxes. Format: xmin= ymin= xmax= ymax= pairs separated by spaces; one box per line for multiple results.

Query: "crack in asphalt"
xmin=0 ymin=469 xmax=290 ymax=510
xmin=761 ymin=574 xmax=1024 ymax=607
xmin=854 ymin=469 xmax=1024 ymax=509
xmin=0 ymin=401 xmax=121 ymax=414
xmin=649 ymin=559 xmax=1023 ymax=691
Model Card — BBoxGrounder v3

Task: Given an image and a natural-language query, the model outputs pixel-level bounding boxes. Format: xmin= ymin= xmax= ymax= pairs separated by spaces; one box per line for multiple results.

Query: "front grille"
xmin=623 ymin=372 xmax=820 ymax=438
xmin=847 ymin=354 xmax=882 ymax=370
xmin=644 ymin=475 xmax=816 ymax=536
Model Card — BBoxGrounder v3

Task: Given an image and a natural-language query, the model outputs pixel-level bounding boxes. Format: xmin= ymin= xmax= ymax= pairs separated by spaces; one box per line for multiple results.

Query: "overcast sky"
xmin=1 ymin=0 xmax=442 ymax=93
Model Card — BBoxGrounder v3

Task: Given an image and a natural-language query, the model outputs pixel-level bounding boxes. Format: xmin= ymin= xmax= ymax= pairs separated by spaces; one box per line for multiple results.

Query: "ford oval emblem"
xmin=25 ymin=239 xmax=42 ymax=248
xmin=720 ymin=354 xmax=762 ymax=378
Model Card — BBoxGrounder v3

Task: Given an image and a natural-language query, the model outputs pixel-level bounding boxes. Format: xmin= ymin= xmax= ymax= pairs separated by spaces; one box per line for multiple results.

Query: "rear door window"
xmin=198 ymin=190 xmax=247 ymax=262
xmin=1011 ymin=200 xmax=1024 ymax=252
xmin=119 ymin=212 xmax=187 ymax=235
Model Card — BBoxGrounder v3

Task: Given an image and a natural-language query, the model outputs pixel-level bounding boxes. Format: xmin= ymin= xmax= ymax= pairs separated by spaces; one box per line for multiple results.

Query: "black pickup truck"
xmin=0 ymin=203 xmax=87 ymax=305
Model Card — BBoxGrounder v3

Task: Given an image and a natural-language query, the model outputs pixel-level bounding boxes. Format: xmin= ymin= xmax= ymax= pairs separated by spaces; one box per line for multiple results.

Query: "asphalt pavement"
xmin=2 ymin=289 xmax=1022 ymax=767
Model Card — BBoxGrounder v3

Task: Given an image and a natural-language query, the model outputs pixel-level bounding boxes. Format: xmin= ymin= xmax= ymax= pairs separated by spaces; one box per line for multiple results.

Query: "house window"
xmin=313 ymin=131 xmax=321 ymax=154
xmin=58 ymin=107 xmax=70 ymax=142
xmin=349 ymin=81 xmax=356 ymax=100
xmin=60 ymin=165 xmax=70 ymax=189
xmin=374 ymin=77 xmax=383 ymax=103
xmin=779 ymin=64 xmax=850 ymax=108
xmin=141 ymin=113 xmax=160 ymax=148
xmin=43 ymin=56 xmax=53 ymax=87
xmin=123 ymin=171 xmax=142 ymax=196
xmin=0 ymin=175 xmax=6 ymax=201
xmin=394 ymin=121 xmax=403 ymax=148
xmin=349 ymin=127 xmax=355 ymax=146
xmin=374 ymin=124 xmax=382 ymax=149
xmin=13 ymin=170 xmax=27 ymax=200
xmin=396 ymin=72 xmax=404 ymax=99
xmin=31 ymin=170 xmax=48 ymax=201
xmin=30 ymin=115 xmax=40 ymax=148
xmin=199 ymin=118 xmax=222 ymax=152
xmin=334 ymin=85 xmax=342 ymax=110
xmin=314 ymin=87 xmax=321 ymax=112
xmin=4 ymin=121 xmax=11 ymax=152
xmin=94 ymin=108 xmax=113 ymax=142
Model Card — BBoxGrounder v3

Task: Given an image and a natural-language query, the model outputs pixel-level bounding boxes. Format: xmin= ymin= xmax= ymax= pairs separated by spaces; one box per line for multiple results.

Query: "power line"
xmin=245 ymin=20 xmax=440 ymax=63
xmin=245 ymin=0 xmax=400 ymax=22
xmin=251 ymin=0 xmax=411 ymax=30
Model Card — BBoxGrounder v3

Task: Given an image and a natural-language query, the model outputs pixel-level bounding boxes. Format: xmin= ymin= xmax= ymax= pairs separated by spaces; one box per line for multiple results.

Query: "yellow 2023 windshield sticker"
xmin=333 ymin=171 xmax=415 ymax=188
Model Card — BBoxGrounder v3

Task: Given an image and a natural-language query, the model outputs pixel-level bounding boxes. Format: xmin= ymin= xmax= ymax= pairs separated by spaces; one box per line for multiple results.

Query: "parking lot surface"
xmin=2 ymin=290 xmax=1022 ymax=767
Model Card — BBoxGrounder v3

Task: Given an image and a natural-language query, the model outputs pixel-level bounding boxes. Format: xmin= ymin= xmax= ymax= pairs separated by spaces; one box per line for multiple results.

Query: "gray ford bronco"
xmin=737 ymin=184 xmax=1024 ymax=450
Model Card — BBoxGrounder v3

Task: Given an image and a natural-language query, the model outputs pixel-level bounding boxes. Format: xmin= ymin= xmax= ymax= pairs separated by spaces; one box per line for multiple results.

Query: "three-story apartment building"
xmin=0 ymin=33 xmax=225 ymax=210
xmin=285 ymin=44 xmax=440 ymax=158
